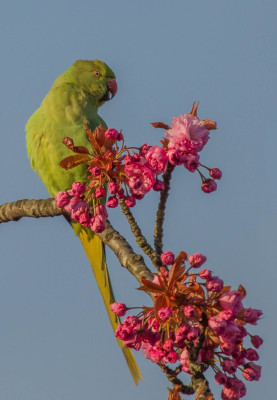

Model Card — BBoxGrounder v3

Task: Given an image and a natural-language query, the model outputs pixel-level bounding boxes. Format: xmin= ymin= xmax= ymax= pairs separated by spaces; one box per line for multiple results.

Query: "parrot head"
xmin=72 ymin=59 xmax=117 ymax=107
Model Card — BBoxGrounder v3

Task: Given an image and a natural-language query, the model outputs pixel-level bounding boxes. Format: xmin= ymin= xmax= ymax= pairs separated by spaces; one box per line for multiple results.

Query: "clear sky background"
xmin=0 ymin=1 xmax=276 ymax=399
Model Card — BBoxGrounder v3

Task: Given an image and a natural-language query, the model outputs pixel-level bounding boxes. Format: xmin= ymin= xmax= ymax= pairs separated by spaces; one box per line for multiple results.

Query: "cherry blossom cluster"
xmin=111 ymin=251 xmax=263 ymax=400
xmin=55 ymin=104 xmax=222 ymax=232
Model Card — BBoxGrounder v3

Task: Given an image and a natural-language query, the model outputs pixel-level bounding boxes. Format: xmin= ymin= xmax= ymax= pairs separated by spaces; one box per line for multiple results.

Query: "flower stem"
xmin=153 ymin=163 xmax=175 ymax=258
xmin=119 ymin=199 xmax=160 ymax=268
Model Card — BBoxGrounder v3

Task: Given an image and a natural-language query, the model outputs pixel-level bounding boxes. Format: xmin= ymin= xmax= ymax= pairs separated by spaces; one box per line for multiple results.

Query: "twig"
xmin=119 ymin=199 xmax=160 ymax=268
xmin=154 ymin=163 xmax=175 ymax=257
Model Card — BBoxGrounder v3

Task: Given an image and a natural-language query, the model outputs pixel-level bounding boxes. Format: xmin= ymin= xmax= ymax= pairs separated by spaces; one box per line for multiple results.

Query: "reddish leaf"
xmin=203 ymin=119 xmax=217 ymax=131
xmin=154 ymin=294 xmax=170 ymax=320
xmin=60 ymin=154 xmax=91 ymax=170
xmin=93 ymin=125 xmax=107 ymax=148
xmin=168 ymin=388 xmax=182 ymax=400
xmin=62 ymin=137 xmax=90 ymax=154
xmin=151 ymin=122 xmax=171 ymax=130
xmin=139 ymin=277 xmax=163 ymax=294
xmin=237 ymin=284 xmax=247 ymax=299
xmin=221 ymin=285 xmax=231 ymax=294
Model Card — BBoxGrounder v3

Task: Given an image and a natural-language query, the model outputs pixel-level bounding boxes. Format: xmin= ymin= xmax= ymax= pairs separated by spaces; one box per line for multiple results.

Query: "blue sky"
xmin=0 ymin=1 xmax=276 ymax=399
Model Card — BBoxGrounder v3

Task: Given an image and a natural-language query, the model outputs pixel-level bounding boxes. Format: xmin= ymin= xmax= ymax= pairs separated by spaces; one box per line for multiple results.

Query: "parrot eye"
xmin=93 ymin=70 xmax=101 ymax=77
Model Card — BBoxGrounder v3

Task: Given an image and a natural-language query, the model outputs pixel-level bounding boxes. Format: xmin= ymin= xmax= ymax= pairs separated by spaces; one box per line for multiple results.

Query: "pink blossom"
xmin=125 ymin=196 xmax=136 ymax=207
xmin=95 ymin=186 xmax=106 ymax=198
xmin=189 ymin=253 xmax=206 ymax=268
xmin=165 ymin=114 xmax=210 ymax=154
xmin=243 ymin=308 xmax=263 ymax=325
xmin=153 ymin=180 xmax=165 ymax=191
xmin=163 ymin=339 xmax=174 ymax=351
xmin=210 ymin=167 xmax=222 ymax=180
xmin=206 ymin=276 xmax=224 ymax=292
xmin=161 ymin=251 xmax=175 ymax=265
xmin=183 ymin=153 xmax=200 ymax=172
xmin=90 ymin=167 xmax=101 ymax=176
xmin=107 ymin=181 xmax=119 ymax=194
xmin=221 ymin=359 xmax=237 ymax=374
xmin=187 ymin=326 xmax=200 ymax=341
xmin=167 ymin=148 xmax=186 ymax=165
xmin=106 ymin=196 xmax=118 ymax=208
xmin=175 ymin=324 xmax=189 ymax=344
xmin=220 ymin=342 xmax=236 ymax=356
xmin=245 ymin=348 xmax=259 ymax=361
xmin=71 ymin=182 xmax=86 ymax=196
xmin=95 ymin=204 xmax=108 ymax=219
xmin=215 ymin=371 xmax=228 ymax=385
xmin=219 ymin=320 xmax=241 ymax=343
xmin=201 ymin=178 xmax=217 ymax=193
xmin=198 ymin=348 xmax=211 ymax=363
xmin=184 ymin=305 xmax=196 ymax=318
xmin=55 ymin=191 xmax=71 ymax=208
xmin=115 ymin=324 xmax=133 ymax=341
xmin=110 ymin=302 xmax=127 ymax=317
xmin=124 ymin=316 xmax=141 ymax=331
xmin=208 ymin=316 xmax=227 ymax=336
xmin=105 ymin=128 xmax=119 ymax=140
xmin=145 ymin=145 xmax=168 ymax=175
xmin=166 ymin=350 xmax=179 ymax=364
xmin=125 ymin=161 xmax=154 ymax=198
xmin=158 ymin=307 xmax=172 ymax=321
xmin=70 ymin=200 xmax=87 ymax=221
xmin=116 ymin=188 xmax=125 ymax=199
xmin=250 ymin=335 xmax=263 ymax=349
xmin=199 ymin=269 xmax=211 ymax=279
xmin=90 ymin=215 xmax=106 ymax=233
xmin=79 ymin=212 xmax=90 ymax=226
xmin=140 ymin=143 xmax=152 ymax=156
xmin=219 ymin=290 xmax=243 ymax=317
xmin=242 ymin=363 xmax=262 ymax=381
xmin=218 ymin=310 xmax=234 ymax=321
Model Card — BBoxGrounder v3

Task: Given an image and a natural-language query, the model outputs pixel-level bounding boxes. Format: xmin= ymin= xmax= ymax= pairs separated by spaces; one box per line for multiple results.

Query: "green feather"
xmin=26 ymin=60 xmax=142 ymax=384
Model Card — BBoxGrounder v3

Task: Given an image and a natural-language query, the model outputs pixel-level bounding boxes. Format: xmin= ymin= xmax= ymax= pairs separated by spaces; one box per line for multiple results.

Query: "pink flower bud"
xmin=250 ymin=335 xmax=263 ymax=349
xmin=161 ymin=251 xmax=175 ymax=265
xmin=221 ymin=359 xmax=237 ymax=374
xmin=90 ymin=215 xmax=106 ymax=233
xmin=167 ymin=148 xmax=185 ymax=165
xmin=90 ymin=167 xmax=101 ymax=176
xmin=55 ymin=191 xmax=71 ymax=208
xmin=245 ymin=348 xmax=259 ymax=361
xmin=201 ymin=179 xmax=217 ymax=193
xmin=117 ymin=132 xmax=123 ymax=141
xmin=189 ymin=253 xmax=206 ymax=268
xmin=95 ymin=186 xmax=106 ymax=198
xmin=210 ymin=167 xmax=222 ymax=180
xmin=242 ymin=362 xmax=262 ymax=381
xmin=110 ymin=302 xmax=127 ymax=316
xmin=167 ymin=350 xmax=179 ymax=364
xmin=105 ymin=128 xmax=119 ymax=141
xmin=184 ymin=305 xmax=196 ymax=318
xmin=140 ymin=143 xmax=152 ymax=156
xmin=153 ymin=180 xmax=165 ymax=191
xmin=95 ymin=204 xmax=108 ymax=219
xmin=107 ymin=181 xmax=119 ymax=194
xmin=158 ymin=307 xmax=172 ymax=321
xmin=219 ymin=290 xmax=243 ymax=317
xmin=187 ymin=326 xmax=200 ymax=341
xmin=106 ymin=195 xmax=118 ymax=208
xmin=116 ymin=188 xmax=125 ymax=199
xmin=71 ymin=182 xmax=86 ymax=196
xmin=243 ymin=308 xmax=263 ymax=325
xmin=183 ymin=153 xmax=199 ymax=172
xmin=106 ymin=196 xmax=118 ymax=208
xmin=199 ymin=269 xmax=211 ymax=279
xmin=215 ymin=371 xmax=227 ymax=385
xmin=125 ymin=196 xmax=136 ymax=207
xmin=206 ymin=276 xmax=224 ymax=292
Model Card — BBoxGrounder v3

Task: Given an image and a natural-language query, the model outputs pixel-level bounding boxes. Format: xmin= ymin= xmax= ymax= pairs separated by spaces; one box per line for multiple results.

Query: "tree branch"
xmin=0 ymin=198 xmax=153 ymax=284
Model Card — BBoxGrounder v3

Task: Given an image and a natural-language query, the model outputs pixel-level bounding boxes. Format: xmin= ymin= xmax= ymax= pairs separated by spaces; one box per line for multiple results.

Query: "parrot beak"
xmin=106 ymin=79 xmax=117 ymax=100
xmin=99 ymin=79 xmax=117 ymax=103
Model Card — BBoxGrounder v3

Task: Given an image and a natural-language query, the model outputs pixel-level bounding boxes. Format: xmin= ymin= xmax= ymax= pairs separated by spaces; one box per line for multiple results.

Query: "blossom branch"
xmin=0 ymin=198 xmax=153 ymax=284
xmin=0 ymin=198 xmax=62 ymax=223
xmin=119 ymin=199 xmax=160 ymax=268
xmin=154 ymin=163 xmax=175 ymax=256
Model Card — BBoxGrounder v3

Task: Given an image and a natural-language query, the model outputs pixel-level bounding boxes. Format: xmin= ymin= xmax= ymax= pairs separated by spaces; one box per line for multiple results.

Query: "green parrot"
xmin=26 ymin=59 xmax=141 ymax=384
